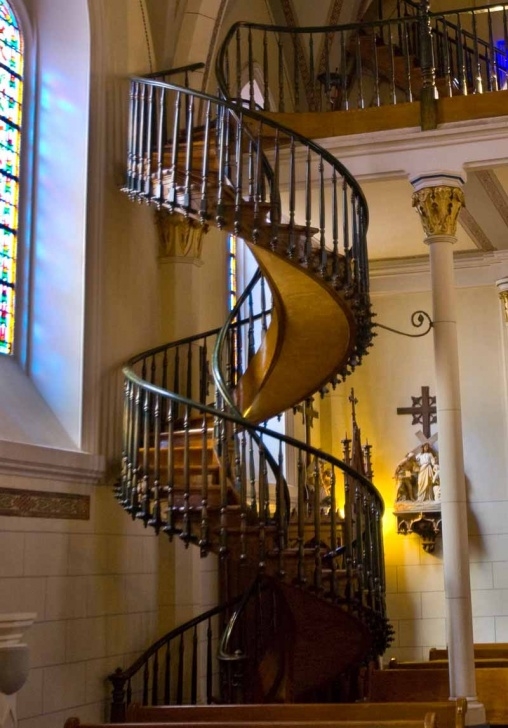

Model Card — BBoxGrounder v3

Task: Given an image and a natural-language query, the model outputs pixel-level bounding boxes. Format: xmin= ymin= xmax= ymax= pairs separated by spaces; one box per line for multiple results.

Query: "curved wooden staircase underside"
xmin=237 ymin=243 xmax=354 ymax=423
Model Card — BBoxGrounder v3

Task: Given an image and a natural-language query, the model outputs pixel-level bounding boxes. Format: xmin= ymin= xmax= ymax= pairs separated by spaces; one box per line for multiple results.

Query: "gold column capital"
xmin=496 ymin=277 xmax=508 ymax=324
xmin=411 ymin=185 xmax=465 ymax=238
xmin=155 ymin=209 xmax=208 ymax=263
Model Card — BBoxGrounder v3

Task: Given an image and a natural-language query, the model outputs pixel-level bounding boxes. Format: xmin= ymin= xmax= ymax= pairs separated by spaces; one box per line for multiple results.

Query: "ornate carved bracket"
xmin=155 ymin=209 xmax=208 ymax=264
xmin=394 ymin=502 xmax=442 ymax=553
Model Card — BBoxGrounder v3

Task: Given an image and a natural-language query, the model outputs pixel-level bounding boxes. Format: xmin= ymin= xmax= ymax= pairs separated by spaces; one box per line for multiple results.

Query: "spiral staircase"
xmin=108 ymin=0 xmax=508 ymax=717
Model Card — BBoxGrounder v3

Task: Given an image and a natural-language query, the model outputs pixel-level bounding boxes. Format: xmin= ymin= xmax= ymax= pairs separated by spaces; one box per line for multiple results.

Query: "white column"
xmin=410 ymin=172 xmax=485 ymax=727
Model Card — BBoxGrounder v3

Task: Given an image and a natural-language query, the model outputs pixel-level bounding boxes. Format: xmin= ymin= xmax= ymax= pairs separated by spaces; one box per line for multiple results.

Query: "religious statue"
xmin=306 ymin=458 xmax=333 ymax=511
xmin=394 ymin=443 xmax=440 ymax=503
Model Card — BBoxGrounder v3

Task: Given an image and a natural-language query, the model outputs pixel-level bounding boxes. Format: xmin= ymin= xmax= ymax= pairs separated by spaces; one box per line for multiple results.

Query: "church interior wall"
xmin=316 ymin=268 xmax=508 ymax=661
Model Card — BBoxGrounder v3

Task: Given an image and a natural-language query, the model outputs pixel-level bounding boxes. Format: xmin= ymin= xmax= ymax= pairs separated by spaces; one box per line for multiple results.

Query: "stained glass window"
xmin=0 ymin=0 xmax=22 ymax=355
xmin=228 ymin=234 xmax=237 ymax=312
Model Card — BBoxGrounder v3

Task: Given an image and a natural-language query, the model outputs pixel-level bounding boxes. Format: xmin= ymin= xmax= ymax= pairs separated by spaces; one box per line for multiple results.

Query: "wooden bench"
xmin=389 ymin=657 xmax=508 ymax=669
xmin=368 ymin=667 xmax=508 ymax=725
xmin=429 ymin=643 xmax=508 ymax=660
xmin=64 ymin=718 xmax=437 ymax=728
xmin=126 ymin=700 xmax=465 ymax=728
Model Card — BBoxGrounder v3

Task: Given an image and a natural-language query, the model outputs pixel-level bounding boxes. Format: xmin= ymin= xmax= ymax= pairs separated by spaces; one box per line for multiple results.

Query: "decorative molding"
xmin=0 ymin=440 xmax=105 ymax=484
xmin=476 ymin=169 xmax=508 ymax=228
xmin=458 ymin=208 xmax=495 ymax=252
xmin=0 ymin=487 xmax=90 ymax=520
xmin=279 ymin=0 xmax=315 ymax=110
xmin=316 ymin=0 xmax=345 ymax=79
xmin=369 ymin=249 xmax=508 ymax=294
xmin=412 ymin=186 xmax=465 ymax=237
xmin=394 ymin=502 xmax=442 ymax=553
xmin=156 ymin=209 xmax=207 ymax=263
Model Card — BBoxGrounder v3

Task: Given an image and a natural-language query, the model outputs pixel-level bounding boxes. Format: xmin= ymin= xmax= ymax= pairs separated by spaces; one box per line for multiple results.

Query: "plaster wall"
xmin=318 ymin=267 xmax=508 ymax=660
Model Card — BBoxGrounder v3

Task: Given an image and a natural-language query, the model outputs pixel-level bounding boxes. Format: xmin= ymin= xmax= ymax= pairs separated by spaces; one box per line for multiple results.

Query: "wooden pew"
xmin=64 ymin=718 xmax=438 ymax=728
xmin=389 ymin=657 xmax=508 ymax=669
xmin=368 ymin=667 xmax=508 ymax=725
xmin=429 ymin=643 xmax=508 ymax=660
xmin=126 ymin=700 xmax=465 ymax=728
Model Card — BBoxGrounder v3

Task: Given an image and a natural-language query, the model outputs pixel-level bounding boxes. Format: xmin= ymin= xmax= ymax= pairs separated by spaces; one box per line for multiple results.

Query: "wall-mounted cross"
xmin=397 ymin=385 xmax=437 ymax=439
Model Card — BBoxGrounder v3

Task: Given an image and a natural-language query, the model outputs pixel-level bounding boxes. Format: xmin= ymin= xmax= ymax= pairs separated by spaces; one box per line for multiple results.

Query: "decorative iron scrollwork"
xmin=375 ymin=310 xmax=433 ymax=338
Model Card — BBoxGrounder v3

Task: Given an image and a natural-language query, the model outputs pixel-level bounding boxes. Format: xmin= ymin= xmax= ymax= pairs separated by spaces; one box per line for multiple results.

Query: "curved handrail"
xmin=127 ymin=75 xmax=369 ymax=227
xmin=109 ymin=598 xmax=238 ymax=683
xmin=122 ymin=365 xmax=384 ymax=505
xmin=216 ymin=3 xmax=508 ymax=113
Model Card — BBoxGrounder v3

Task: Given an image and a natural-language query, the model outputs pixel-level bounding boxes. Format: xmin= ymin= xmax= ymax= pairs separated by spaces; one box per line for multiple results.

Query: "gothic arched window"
xmin=0 ymin=0 xmax=22 ymax=355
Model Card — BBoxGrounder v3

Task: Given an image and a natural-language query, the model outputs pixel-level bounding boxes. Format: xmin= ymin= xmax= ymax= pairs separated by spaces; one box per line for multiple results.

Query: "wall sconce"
xmin=496 ymin=277 xmax=508 ymax=324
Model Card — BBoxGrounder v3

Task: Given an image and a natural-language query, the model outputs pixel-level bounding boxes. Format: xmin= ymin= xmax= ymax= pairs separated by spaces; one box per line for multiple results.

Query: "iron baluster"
xmin=164 ymin=642 xmax=171 ymax=704
xmin=318 ymin=157 xmax=327 ymax=276
xmin=248 ymin=26 xmax=255 ymax=109
xmin=199 ymin=409 xmax=210 ymax=555
xmin=142 ymin=661 xmax=149 ymax=705
xmin=288 ymin=136 xmax=296 ymax=258
xmin=191 ymin=626 xmax=198 ymax=703
xmin=144 ymin=84 xmax=154 ymax=200
xmin=151 ymin=650 xmax=159 ymax=705
xmin=136 ymin=83 xmax=146 ymax=196
xmin=258 ymin=443 xmax=267 ymax=572
xmin=199 ymin=99 xmax=212 ymax=223
xmin=263 ymin=31 xmax=269 ymax=110
xmin=309 ymin=34 xmax=315 ymax=109
xmin=331 ymin=169 xmax=339 ymax=282
xmin=440 ymin=17 xmax=453 ymax=97
xmin=180 ymin=404 xmax=192 ymax=544
xmin=303 ymin=147 xmax=312 ymax=267
xmin=456 ymin=14 xmax=467 ymax=95
xmin=278 ymin=39 xmax=284 ymax=112
xmin=472 ymin=11 xmax=482 ymax=93
xmin=163 ymin=400 xmax=176 ymax=538
xmin=293 ymin=34 xmax=300 ymax=111
xmin=296 ymin=451 xmax=306 ymax=585
xmin=342 ymin=178 xmax=351 ymax=290
xmin=247 ymin=293 xmax=255 ymax=362
xmin=270 ymin=130 xmax=281 ymax=250
xmin=168 ymin=91 xmax=182 ymax=206
xmin=248 ymin=432 xmax=257 ymax=515
xmin=177 ymin=634 xmax=184 ymax=704
xmin=276 ymin=438 xmax=286 ymax=579
xmin=126 ymin=81 xmax=136 ymax=193
xmin=373 ymin=28 xmax=381 ymax=107
xmin=356 ymin=31 xmax=365 ymax=109
xmin=260 ymin=276 xmax=268 ymax=334
xmin=206 ymin=619 xmax=213 ymax=704
xmin=173 ymin=346 xmax=180 ymax=420
xmin=148 ymin=393 xmax=162 ymax=533
xmin=341 ymin=30 xmax=349 ymax=110
xmin=488 ymin=10 xmax=498 ymax=92
xmin=129 ymin=385 xmax=142 ymax=517
xmin=329 ymin=467 xmax=338 ymax=598
xmin=234 ymin=111 xmax=244 ymax=235
xmin=183 ymin=93 xmax=195 ymax=210
xmin=388 ymin=25 xmax=397 ymax=105
xmin=186 ymin=342 xmax=192 ymax=400
xmin=402 ymin=20 xmax=413 ymax=102
xmin=155 ymin=86 xmax=165 ymax=206
xmin=235 ymin=27 xmax=242 ymax=102
xmin=312 ymin=458 xmax=322 ymax=592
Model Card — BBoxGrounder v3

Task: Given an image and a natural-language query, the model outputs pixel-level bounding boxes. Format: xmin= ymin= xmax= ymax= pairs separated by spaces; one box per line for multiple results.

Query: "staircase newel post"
xmin=418 ymin=0 xmax=438 ymax=130
xmin=109 ymin=668 xmax=127 ymax=723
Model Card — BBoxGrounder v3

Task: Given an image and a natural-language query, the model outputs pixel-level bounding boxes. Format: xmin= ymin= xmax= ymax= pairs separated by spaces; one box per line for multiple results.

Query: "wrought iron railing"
xmin=118 ymin=60 xmax=388 ymax=705
xmin=108 ymin=599 xmax=233 ymax=721
xmin=216 ymin=2 xmax=508 ymax=116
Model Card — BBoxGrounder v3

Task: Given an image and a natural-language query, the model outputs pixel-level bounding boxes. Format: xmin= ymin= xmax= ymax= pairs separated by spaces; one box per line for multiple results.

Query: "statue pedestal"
xmin=394 ymin=501 xmax=442 ymax=553
xmin=0 ymin=613 xmax=36 ymax=728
